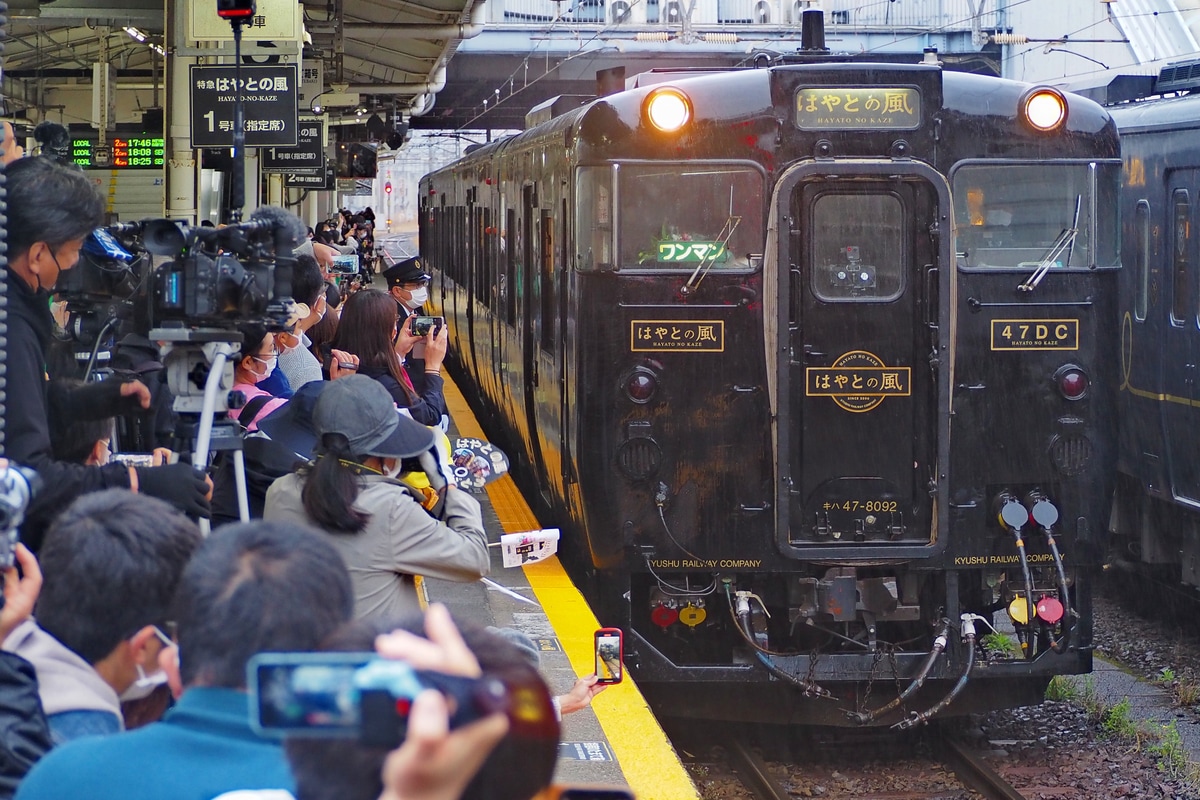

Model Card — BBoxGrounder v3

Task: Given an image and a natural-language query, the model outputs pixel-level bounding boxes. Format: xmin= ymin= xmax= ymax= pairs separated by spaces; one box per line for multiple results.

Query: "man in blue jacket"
xmin=15 ymin=521 xmax=354 ymax=800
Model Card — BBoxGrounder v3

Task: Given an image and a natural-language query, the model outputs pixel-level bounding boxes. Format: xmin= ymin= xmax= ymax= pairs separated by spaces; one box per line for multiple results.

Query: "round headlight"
xmin=1021 ymin=87 xmax=1068 ymax=133
xmin=644 ymin=88 xmax=692 ymax=133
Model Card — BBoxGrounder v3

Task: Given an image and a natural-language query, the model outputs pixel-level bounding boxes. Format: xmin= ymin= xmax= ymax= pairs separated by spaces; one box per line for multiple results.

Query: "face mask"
xmin=403 ymin=287 xmax=428 ymax=310
xmin=383 ymin=458 xmax=404 ymax=479
xmin=119 ymin=663 xmax=168 ymax=702
xmin=252 ymin=355 xmax=277 ymax=381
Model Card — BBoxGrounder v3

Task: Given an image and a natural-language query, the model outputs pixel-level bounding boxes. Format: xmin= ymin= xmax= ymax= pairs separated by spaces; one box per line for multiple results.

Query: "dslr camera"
xmin=248 ymin=652 xmax=508 ymax=748
xmin=0 ymin=464 xmax=38 ymax=570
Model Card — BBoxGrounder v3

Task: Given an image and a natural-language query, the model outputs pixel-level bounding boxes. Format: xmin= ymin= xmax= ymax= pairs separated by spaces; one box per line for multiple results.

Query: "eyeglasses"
xmin=151 ymin=625 xmax=174 ymax=648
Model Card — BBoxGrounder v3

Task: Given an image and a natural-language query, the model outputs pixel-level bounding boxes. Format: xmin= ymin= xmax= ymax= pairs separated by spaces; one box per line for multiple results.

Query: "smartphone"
xmin=331 ymin=254 xmax=360 ymax=275
xmin=410 ymin=316 xmax=444 ymax=337
xmin=594 ymin=628 xmax=623 ymax=685
xmin=247 ymin=652 xmax=507 ymax=747
xmin=111 ymin=453 xmax=156 ymax=468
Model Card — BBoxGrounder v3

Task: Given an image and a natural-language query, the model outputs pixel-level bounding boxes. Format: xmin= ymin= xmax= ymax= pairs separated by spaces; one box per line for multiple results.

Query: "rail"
xmin=726 ymin=737 xmax=791 ymax=800
xmin=940 ymin=732 xmax=1027 ymax=800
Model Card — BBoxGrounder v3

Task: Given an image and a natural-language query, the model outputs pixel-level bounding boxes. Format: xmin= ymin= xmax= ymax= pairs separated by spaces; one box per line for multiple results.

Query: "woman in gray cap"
xmin=262 ymin=375 xmax=489 ymax=623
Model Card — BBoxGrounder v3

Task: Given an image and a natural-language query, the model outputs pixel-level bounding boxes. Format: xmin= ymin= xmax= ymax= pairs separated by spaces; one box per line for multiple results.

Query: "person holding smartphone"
xmin=382 ymin=257 xmax=437 ymax=397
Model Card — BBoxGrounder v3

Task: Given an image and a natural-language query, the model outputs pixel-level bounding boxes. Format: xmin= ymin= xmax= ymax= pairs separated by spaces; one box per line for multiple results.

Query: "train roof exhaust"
xmin=800 ymin=9 xmax=829 ymax=54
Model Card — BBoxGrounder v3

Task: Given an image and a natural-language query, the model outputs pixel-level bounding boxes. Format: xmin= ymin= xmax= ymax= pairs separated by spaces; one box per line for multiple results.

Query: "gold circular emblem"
xmin=830 ymin=350 xmax=885 ymax=413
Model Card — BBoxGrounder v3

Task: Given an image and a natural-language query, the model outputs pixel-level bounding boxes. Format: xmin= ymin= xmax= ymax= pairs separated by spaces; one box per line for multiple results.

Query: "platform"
xmin=423 ymin=372 xmax=699 ymax=800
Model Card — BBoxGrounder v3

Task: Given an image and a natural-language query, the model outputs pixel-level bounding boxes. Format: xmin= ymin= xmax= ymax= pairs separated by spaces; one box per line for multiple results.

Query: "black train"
xmin=1103 ymin=60 xmax=1200 ymax=593
xmin=421 ymin=13 xmax=1120 ymax=726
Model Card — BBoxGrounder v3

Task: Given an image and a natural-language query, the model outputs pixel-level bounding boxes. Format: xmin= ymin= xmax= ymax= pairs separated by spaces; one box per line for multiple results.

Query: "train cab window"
xmin=615 ymin=164 xmax=764 ymax=270
xmin=809 ymin=193 xmax=904 ymax=302
xmin=1172 ymin=190 xmax=1190 ymax=326
xmin=1135 ymin=200 xmax=1150 ymax=322
xmin=576 ymin=167 xmax=613 ymax=271
xmin=952 ymin=162 xmax=1120 ymax=271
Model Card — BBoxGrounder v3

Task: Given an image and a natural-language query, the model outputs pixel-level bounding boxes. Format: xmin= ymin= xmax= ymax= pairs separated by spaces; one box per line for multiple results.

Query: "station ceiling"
xmin=0 ymin=0 xmax=994 ymax=133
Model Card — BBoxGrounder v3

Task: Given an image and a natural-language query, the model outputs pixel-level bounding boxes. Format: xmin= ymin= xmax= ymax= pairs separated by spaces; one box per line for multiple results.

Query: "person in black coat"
xmin=2 ymin=157 xmax=210 ymax=550
xmin=331 ymin=289 xmax=447 ymax=427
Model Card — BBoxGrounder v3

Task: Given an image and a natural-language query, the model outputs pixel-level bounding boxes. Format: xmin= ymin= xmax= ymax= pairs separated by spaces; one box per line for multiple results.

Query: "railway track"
xmin=682 ymin=724 xmax=1037 ymax=800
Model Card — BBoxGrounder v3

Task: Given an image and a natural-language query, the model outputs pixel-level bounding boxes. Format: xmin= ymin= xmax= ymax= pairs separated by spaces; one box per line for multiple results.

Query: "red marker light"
xmin=1056 ymin=365 xmax=1089 ymax=400
xmin=651 ymin=604 xmax=679 ymax=628
xmin=626 ymin=371 xmax=657 ymax=403
xmin=1036 ymin=596 xmax=1065 ymax=624
xmin=394 ymin=697 xmax=412 ymax=717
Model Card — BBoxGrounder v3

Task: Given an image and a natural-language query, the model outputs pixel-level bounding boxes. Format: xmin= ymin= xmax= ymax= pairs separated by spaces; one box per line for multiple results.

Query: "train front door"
xmin=774 ymin=163 xmax=951 ymax=557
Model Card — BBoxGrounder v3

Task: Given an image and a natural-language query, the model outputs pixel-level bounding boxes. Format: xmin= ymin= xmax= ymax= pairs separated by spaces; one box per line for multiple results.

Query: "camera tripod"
xmin=151 ymin=327 xmax=252 ymax=532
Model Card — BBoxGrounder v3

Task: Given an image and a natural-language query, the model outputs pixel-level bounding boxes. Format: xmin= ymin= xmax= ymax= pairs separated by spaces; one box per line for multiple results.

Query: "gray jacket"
xmin=264 ymin=473 xmax=489 ymax=623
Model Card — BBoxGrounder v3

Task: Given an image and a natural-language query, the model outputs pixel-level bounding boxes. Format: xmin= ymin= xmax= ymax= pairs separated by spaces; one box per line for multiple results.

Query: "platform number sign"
xmin=190 ymin=64 xmax=298 ymax=148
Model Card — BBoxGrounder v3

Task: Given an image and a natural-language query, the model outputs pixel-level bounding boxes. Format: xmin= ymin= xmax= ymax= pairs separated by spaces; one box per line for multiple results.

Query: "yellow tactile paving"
xmin=442 ymin=373 xmax=700 ymax=800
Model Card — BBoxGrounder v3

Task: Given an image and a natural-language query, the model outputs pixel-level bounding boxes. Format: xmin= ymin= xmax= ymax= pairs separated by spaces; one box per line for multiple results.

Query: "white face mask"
xmin=251 ymin=355 xmax=278 ymax=381
xmin=403 ymin=286 xmax=428 ymax=310
xmin=383 ymin=458 xmax=404 ymax=479
xmin=119 ymin=663 xmax=169 ymax=702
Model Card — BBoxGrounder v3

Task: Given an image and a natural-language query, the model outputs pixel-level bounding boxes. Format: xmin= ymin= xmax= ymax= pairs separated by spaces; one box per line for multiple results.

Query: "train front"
xmin=572 ymin=62 xmax=1118 ymax=726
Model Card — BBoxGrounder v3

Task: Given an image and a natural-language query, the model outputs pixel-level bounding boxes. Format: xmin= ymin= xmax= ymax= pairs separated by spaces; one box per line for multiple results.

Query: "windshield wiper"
xmin=1017 ymin=194 xmax=1081 ymax=293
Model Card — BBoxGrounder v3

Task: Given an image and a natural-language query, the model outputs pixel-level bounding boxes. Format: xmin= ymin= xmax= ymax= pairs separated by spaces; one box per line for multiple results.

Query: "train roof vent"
xmin=525 ymin=95 xmax=592 ymax=129
xmin=1156 ymin=58 xmax=1200 ymax=94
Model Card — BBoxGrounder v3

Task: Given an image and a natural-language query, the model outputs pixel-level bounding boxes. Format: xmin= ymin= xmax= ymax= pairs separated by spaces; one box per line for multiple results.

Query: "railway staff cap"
xmin=383 ymin=256 xmax=431 ymax=287
xmin=312 ymin=375 xmax=435 ymax=458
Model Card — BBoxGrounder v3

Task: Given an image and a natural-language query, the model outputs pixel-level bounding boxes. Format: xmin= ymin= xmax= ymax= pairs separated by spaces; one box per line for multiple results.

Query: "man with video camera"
xmin=4 ymin=156 xmax=211 ymax=549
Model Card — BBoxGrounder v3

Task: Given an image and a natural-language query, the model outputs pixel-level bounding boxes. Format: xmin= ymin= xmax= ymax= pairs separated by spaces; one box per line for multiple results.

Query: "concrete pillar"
xmin=266 ymin=173 xmax=284 ymax=207
xmin=165 ymin=0 xmax=198 ymax=222
xmin=240 ymin=148 xmax=260 ymax=217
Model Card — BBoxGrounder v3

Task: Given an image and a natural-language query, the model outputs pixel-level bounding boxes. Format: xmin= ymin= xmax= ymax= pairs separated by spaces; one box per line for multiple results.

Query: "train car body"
xmin=1108 ymin=69 xmax=1200 ymax=592
xmin=421 ymin=53 xmax=1119 ymax=725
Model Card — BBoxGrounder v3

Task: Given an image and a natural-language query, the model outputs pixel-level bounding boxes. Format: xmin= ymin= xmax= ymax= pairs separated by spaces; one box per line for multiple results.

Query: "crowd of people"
xmin=0 ymin=135 xmax=611 ymax=799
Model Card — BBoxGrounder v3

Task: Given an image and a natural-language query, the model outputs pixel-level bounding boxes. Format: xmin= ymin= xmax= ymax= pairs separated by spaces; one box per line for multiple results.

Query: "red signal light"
xmin=384 ymin=182 xmax=393 ymax=194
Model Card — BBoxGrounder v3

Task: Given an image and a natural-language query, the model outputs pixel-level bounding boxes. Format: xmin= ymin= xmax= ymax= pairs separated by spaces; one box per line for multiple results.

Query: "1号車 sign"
xmin=261 ymin=117 xmax=324 ymax=172
xmin=190 ymin=65 xmax=298 ymax=148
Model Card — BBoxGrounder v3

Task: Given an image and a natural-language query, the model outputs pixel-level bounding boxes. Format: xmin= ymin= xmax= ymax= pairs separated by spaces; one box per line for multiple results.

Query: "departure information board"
xmin=72 ymin=136 xmax=165 ymax=169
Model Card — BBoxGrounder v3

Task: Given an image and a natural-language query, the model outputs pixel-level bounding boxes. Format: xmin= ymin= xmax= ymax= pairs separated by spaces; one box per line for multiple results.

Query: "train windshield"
xmin=952 ymin=161 xmax=1120 ymax=270
xmin=617 ymin=164 xmax=764 ymax=270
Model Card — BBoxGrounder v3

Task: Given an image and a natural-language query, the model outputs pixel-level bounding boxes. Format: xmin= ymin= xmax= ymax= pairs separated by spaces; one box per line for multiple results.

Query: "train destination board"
xmin=795 ymin=87 xmax=921 ymax=130
xmin=72 ymin=136 xmax=164 ymax=169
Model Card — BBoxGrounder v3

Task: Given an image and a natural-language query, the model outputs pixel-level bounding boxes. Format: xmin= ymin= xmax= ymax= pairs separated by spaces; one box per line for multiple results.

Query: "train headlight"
xmin=1054 ymin=364 xmax=1089 ymax=400
xmin=643 ymin=88 xmax=692 ymax=133
xmin=1020 ymin=87 xmax=1068 ymax=133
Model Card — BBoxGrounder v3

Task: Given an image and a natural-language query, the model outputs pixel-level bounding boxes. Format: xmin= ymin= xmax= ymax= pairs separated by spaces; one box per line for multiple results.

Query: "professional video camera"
xmin=142 ymin=206 xmax=304 ymax=332
xmin=54 ymin=226 xmax=149 ymax=351
xmin=57 ymin=205 xmax=305 ymax=341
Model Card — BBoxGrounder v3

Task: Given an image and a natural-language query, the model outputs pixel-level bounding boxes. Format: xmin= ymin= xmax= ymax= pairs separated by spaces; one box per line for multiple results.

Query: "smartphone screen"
xmin=248 ymin=652 xmax=372 ymax=738
xmin=594 ymin=629 xmax=623 ymax=684
xmin=331 ymin=254 xmax=359 ymax=274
